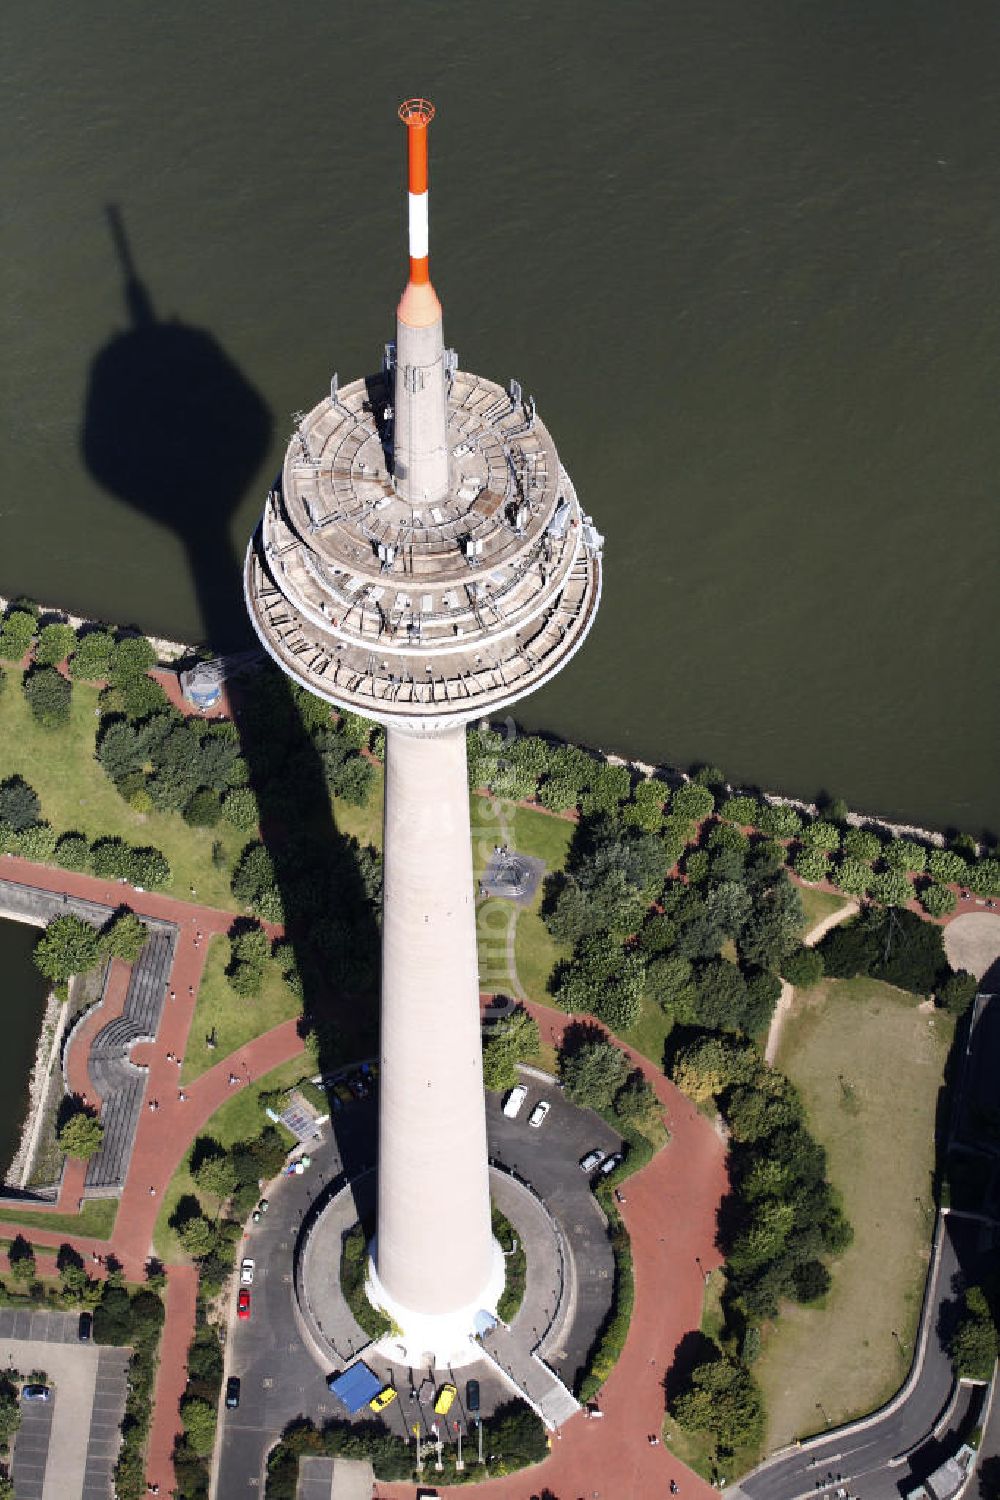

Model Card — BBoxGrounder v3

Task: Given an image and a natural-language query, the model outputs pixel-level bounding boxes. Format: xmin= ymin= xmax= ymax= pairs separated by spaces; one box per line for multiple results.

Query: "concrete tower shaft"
xmin=394 ymin=99 xmax=449 ymax=506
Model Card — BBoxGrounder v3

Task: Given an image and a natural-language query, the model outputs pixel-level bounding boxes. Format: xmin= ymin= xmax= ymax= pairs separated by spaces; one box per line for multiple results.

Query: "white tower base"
xmin=366 ymin=1238 xmax=505 ymax=1370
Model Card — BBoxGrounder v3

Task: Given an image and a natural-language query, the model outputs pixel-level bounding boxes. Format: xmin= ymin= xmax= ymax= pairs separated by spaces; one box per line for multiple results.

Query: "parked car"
xmin=434 ymin=1382 xmax=457 ymax=1415
xmin=465 ymin=1378 xmax=480 ymax=1413
xmin=369 ymin=1384 xmax=397 ymax=1412
xmin=579 ymin=1149 xmax=605 ymax=1173
xmin=21 ymin=1385 xmax=50 ymax=1402
xmin=225 ymin=1376 xmax=241 ymax=1410
xmin=78 ymin=1311 xmax=93 ymax=1342
xmin=240 ymin=1259 xmax=254 ymax=1285
xmin=502 ymin=1084 xmax=528 ymax=1119
xmin=527 ymin=1100 xmax=550 ymax=1128
xmin=599 ymin=1152 xmax=623 ymax=1177
xmin=237 ymin=1289 xmax=251 ymax=1320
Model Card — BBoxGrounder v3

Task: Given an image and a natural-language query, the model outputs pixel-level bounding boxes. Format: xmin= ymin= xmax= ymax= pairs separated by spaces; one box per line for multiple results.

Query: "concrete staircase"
xmin=481 ymin=1323 xmax=580 ymax=1430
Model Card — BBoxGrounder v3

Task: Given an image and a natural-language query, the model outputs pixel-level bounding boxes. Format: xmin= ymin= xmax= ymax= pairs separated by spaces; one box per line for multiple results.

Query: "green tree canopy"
xmin=559 ymin=1037 xmax=631 ymax=1112
xmin=481 ymin=1007 xmax=540 ymax=1092
xmin=58 ymin=1112 xmax=104 ymax=1159
xmin=948 ymin=1286 xmax=998 ymax=1380
xmin=99 ymin=911 xmax=147 ymax=963
xmin=23 ymin=666 xmax=71 ymax=728
xmin=34 ymin=915 xmax=101 ymax=984
xmin=180 ymin=1395 xmax=218 ymax=1457
xmin=672 ymin=1348 xmax=764 ymax=1449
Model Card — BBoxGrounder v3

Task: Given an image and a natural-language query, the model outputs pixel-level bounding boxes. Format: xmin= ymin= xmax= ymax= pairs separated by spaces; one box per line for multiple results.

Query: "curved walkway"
xmin=764 ymin=899 xmax=859 ymax=1065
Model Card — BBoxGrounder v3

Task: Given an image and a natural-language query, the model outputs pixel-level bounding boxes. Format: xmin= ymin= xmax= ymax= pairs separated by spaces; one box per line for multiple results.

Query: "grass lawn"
xmin=0 ymin=1198 xmax=118 ymax=1240
xmin=797 ymin=885 xmax=852 ymax=937
xmin=181 ymin=936 xmax=302 ymax=1084
xmin=331 ymin=766 xmax=383 ymax=850
xmin=622 ymin=992 xmax=674 ymax=1071
xmin=755 ymin=976 xmax=951 ymax=1451
xmin=0 ymin=679 xmax=247 ymax=910
xmin=153 ymin=1052 xmax=307 ymax=1262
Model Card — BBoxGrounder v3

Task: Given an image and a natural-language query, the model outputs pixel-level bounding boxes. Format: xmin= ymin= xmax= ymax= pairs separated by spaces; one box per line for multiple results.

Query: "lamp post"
xmin=455 ymin=1422 xmax=464 ymax=1471
xmin=816 ymin=1401 xmax=829 ymax=1427
xmin=413 ymin=1425 xmax=423 ymax=1473
xmin=477 ymin=1415 xmax=484 ymax=1464
xmin=892 ymin=1329 xmax=904 ymax=1357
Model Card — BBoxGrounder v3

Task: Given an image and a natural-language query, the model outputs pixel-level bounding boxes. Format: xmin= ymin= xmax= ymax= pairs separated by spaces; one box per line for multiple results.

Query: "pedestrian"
xmin=148 ymin=1186 xmax=156 ymax=1197
xmin=166 ymin=1051 xmax=174 ymax=1062
xmin=178 ymin=1091 xmax=187 ymax=1102
xmin=168 ymin=990 xmax=175 ymax=1000
xmin=188 ymin=985 xmax=194 ymax=996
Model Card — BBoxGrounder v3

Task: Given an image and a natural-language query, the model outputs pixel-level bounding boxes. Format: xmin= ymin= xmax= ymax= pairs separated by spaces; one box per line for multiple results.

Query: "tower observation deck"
xmin=245 ymin=101 xmax=602 ymax=1368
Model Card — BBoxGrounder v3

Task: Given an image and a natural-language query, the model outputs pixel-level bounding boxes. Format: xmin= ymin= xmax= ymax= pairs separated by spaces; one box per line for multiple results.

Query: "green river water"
xmin=2 ymin=2 xmax=998 ymax=833
xmin=0 ymin=919 xmax=50 ymax=1177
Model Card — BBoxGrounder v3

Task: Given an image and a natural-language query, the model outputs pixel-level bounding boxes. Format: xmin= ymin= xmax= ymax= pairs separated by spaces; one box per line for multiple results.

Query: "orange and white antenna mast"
xmin=393 ymin=98 xmax=449 ymax=504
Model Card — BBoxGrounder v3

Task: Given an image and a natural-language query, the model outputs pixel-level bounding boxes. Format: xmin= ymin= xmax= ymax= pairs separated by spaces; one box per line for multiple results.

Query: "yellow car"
xmin=369 ymin=1384 xmax=397 ymax=1413
xmin=434 ymin=1382 xmax=457 ymax=1415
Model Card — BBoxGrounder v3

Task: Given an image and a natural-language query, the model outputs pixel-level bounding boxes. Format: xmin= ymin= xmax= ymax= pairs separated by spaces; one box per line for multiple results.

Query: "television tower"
xmin=245 ymin=101 xmax=602 ymax=1366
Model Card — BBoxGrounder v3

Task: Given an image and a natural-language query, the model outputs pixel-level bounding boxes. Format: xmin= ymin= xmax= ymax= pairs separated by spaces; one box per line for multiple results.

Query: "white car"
xmin=502 ymin=1084 xmax=528 ymax=1119
xmin=240 ymin=1258 xmax=255 ymax=1285
xmin=528 ymin=1101 xmax=550 ymax=1128
xmin=579 ymin=1149 xmax=605 ymax=1173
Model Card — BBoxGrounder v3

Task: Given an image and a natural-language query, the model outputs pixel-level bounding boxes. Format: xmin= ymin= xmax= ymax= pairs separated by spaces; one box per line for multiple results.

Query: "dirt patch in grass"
xmin=756 ymin=976 xmax=951 ymax=1450
xmin=181 ymin=936 xmax=301 ymax=1084
xmin=797 ymin=886 xmax=852 ymax=937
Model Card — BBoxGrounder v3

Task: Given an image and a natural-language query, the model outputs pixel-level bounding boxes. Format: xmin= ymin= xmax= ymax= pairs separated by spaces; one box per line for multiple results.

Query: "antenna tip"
xmin=398 ymin=98 xmax=435 ymax=127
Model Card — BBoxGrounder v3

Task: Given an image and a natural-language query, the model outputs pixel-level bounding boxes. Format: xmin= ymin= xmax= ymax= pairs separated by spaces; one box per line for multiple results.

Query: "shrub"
xmin=54 ymin=833 xmax=91 ymax=871
xmin=0 ymin=610 xmax=36 ymax=661
xmin=68 ymin=628 xmax=115 ymax=681
xmin=34 ymin=622 xmax=76 ymax=667
xmin=11 ymin=822 xmax=58 ymax=860
xmin=58 ymin=1112 xmax=104 ymax=1159
xmin=183 ymin=789 xmax=222 ymax=827
xmin=127 ymin=846 xmax=171 ymax=889
xmin=23 ymin=666 xmax=71 ymax=728
xmin=578 ymin=1217 xmax=634 ymax=1401
xmin=0 ymin=775 xmax=41 ymax=832
xmin=793 ymin=847 xmax=828 ymax=883
xmin=89 ymin=836 xmax=130 ymax=880
xmin=937 ymin=970 xmax=977 ymax=1016
xmin=920 ymin=882 xmax=957 ymax=919
xmin=781 ymin=945 xmax=825 ymax=988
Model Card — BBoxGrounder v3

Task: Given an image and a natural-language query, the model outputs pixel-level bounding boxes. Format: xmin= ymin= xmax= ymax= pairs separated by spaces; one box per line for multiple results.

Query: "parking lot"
xmin=0 ymin=1308 xmax=129 ymax=1500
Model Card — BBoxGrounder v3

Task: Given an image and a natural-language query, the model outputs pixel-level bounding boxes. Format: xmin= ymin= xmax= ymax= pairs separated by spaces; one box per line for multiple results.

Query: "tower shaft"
xmin=371 ymin=726 xmax=500 ymax=1349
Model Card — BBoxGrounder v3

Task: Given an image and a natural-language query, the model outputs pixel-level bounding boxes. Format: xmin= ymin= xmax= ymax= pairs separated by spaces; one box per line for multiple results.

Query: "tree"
xmin=180 ymin=1395 xmax=218 ymax=1457
xmin=54 ymin=832 xmax=91 ymax=871
xmin=799 ymin=821 xmax=842 ymax=853
xmin=842 ymin=827 xmax=882 ymax=863
xmin=11 ymin=821 xmax=57 ymax=860
xmin=59 ymin=1112 xmax=104 ymax=1159
xmin=739 ymin=875 xmax=803 ymax=970
xmin=7 ymin=1234 xmax=35 ymax=1282
xmin=23 ymin=665 xmax=71 ymax=727
xmin=882 ymin=838 xmax=927 ymax=874
xmin=125 ymin=845 xmax=170 ymax=889
xmin=691 ymin=958 xmax=750 ymax=1033
xmin=34 ymin=914 xmax=101 ymax=983
xmin=481 ymin=1008 xmax=540 ymax=1092
xmin=623 ymin=778 xmax=667 ymax=831
xmin=579 ymin=761 xmax=631 ymax=817
xmin=756 ymin=801 xmax=802 ymax=838
xmin=178 ymin=1216 xmax=215 ymax=1259
xmin=68 ymin=628 xmax=115 ymax=681
xmin=793 ymin=846 xmax=828 ymax=883
xmin=868 ymin=868 xmax=914 ymax=908
xmin=833 ymin=857 xmax=871 ymax=897
xmin=920 ymin=882 xmax=957 ymax=919
xmin=672 ymin=1349 xmax=764 ymax=1448
xmin=671 ymin=782 xmax=715 ymax=821
xmin=927 ymin=847 xmax=968 ymax=884
xmin=781 ymin=945 xmax=824 ymax=988
xmin=94 ymin=1283 xmax=133 ymax=1344
xmin=232 ymin=841 xmax=280 ymax=916
xmin=792 ymin=1259 xmax=831 ymax=1302
xmin=89 ymin=836 xmax=130 ymax=880
xmin=99 ymin=911 xmax=147 ymax=963
xmin=108 ymin=634 xmax=156 ymax=686
xmin=719 ymin=795 xmax=760 ymax=826
xmin=670 ymin=1033 xmax=758 ymax=1105
xmin=614 ymin=1070 xmax=657 ymax=1122
xmin=538 ymin=772 xmax=581 ymax=812
xmin=0 ymin=609 xmax=36 ymax=661
xmin=34 ymin=621 xmax=77 ymax=666
xmin=559 ymin=1038 xmax=631 ymax=1112
xmin=0 ymin=774 xmax=41 ymax=831
xmin=938 ymin=970 xmax=977 ymax=1016
xmin=223 ymin=785 xmax=259 ymax=831
xmin=193 ymin=1153 xmax=237 ymax=1201
xmin=724 ymin=1077 xmax=801 ymax=1142
xmin=948 ymin=1286 xmax=998 ymax=1380
xmin=182 ymin=789 xmax=222 ymax=827
xmin=967 ymin=857 xmax=1000 ymax=897
xmin=552 ymin=933 xmax=645 ymax=1032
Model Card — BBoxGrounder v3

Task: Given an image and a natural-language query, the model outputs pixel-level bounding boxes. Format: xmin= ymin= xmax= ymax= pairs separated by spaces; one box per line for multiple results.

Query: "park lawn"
xmin=0 ymin=1198 xmax=118 ymax=1240
xmin=622 ymin=992 xmax=674 ymax=1071
xmin=180 ymin=936 xmax=302 ymax=1084
xmin=755 ymin=976 xmax=951 ymax=1451
xmin=0 ymin=678 xmax=246 ymax=909
xmin=797 ymin=885 xmax=852 ymax=937
xmin=153 ymin=1052 xmax=307 ymax=1262
xmin=331 ymin=764 xmax=384 ymax=850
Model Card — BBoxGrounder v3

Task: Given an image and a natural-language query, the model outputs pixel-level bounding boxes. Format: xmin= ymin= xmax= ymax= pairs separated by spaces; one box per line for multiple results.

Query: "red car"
xmin=237 ymin=1288 xmax=251 ymax=1320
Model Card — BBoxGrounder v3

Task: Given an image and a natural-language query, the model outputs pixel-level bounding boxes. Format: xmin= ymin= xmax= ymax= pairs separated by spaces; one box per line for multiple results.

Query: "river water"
xmin=0 ymin=919 xmax=50 ymax=1177
xmin=3 ymin=2 xmax=998 ymax=833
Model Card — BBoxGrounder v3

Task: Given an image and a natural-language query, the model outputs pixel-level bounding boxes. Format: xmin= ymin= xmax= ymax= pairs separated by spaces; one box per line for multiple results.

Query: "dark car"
xmin=21 ymin=1385 xmax=50 ymax=1402
xmin=78 ymin=1311 xmax=93 ymax=1342
xmin=465 ymin=1378 xmax=480 ymax=1413
xmin=225 ymin=1376 xmax=241 ymax=1410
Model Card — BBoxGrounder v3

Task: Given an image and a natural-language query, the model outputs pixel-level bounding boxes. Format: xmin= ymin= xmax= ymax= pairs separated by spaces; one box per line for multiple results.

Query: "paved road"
xmin=737 ymin=1215 xmax=994 ymax=1500
xmin=0 ymin=1309 xmax=129 ymax=1500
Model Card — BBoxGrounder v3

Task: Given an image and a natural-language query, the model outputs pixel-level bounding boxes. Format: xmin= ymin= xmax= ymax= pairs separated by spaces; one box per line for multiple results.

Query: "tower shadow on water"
xmin=79 ymin=205 xmax=380 ymax=1109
